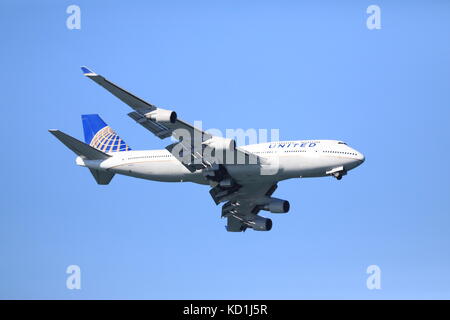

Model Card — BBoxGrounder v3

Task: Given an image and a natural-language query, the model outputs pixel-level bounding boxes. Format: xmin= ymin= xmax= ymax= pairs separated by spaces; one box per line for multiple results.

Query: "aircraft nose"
xmin=350 ymin=148 xmax=365 ymax=165
xmin=357 ymin=152 xmax=365 ymax=163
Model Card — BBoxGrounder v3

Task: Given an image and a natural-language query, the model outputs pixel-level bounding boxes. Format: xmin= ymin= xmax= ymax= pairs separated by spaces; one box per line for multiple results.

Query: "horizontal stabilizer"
xmin=49 ymin=129 xmax=111 ymax=160
xmin=89 ymin=168 xmax=115 ymax=185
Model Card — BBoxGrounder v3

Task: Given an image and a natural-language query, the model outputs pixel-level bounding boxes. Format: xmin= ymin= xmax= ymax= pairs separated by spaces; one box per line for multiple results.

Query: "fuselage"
xmin=77 ymin=140 xmax=365 ymax=185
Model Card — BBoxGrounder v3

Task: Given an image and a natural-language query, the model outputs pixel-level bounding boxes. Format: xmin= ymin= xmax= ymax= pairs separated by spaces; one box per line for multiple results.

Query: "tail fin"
xmin=82 ymin=114 xmax=131 ymax=153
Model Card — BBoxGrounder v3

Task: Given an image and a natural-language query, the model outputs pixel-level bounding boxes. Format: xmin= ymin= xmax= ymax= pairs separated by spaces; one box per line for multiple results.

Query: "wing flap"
xmin=219 ymin=183 xmax=279 ymax=232
xmin=226 ymin=216 xmax=247 ymax=232
xmin=128 ymin=111 xmax=172 ymax=139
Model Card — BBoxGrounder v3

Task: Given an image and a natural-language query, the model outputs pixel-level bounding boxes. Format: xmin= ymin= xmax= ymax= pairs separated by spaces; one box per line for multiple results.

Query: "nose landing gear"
xmin=326 ymin=166 xmax=347 ymax=180
xmin=333 ymin=172 xmax=343 ymax=180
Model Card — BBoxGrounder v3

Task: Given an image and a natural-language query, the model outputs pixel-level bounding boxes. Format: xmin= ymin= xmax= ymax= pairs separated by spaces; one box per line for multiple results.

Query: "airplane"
xmin=49 ymin=67 xmax=365 ymax=232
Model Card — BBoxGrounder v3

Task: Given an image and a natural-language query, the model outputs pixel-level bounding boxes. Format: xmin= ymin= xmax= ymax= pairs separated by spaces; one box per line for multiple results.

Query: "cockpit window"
xmin=338 ymin=141 xmax=347 ymax=145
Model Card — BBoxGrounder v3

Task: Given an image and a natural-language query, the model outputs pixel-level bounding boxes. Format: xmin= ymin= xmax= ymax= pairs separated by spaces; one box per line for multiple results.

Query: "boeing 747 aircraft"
xmin=49 ymin=67 xmax=365 ymax=232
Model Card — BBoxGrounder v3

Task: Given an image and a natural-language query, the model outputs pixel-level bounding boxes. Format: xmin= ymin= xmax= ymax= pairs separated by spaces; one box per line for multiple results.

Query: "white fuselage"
xmin=76 ymin=140 xmax=365 ymax=185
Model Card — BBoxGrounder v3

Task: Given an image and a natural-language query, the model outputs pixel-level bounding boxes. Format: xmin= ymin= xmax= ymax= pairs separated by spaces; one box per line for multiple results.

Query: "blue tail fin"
xmin=81 ymin=114 xmax=131 ymax=152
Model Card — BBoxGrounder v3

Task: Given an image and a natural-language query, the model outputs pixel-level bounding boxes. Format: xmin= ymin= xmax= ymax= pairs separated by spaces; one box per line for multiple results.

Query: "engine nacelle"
xmin=145 ymin=108 xmax=177 ymax=123
xmin=263 ymin=198 xmax=290 ymax=213
xmin=249 ymin=215 xmax=273 ymax=231
xmin=202 ymin=137 xmax=236 ymax=153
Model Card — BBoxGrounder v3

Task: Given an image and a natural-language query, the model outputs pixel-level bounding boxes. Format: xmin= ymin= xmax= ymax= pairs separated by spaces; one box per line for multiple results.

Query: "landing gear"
xmin=333 ymin=172 xmax=343 ymax=180
xmin=326 ymin=167 xmax=347 ymax=180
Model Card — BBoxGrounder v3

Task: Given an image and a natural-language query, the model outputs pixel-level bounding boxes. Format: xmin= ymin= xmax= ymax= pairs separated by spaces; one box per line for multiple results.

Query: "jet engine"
xmin=248 ymin=215 xmax=273 ymax=231
xmin=262 ymin=198 xmax=290 ymax=213
xmin=144 ymin=108 xmax=177 ymax=123
xmin=202 ymin=137 xmax=236 ymax=153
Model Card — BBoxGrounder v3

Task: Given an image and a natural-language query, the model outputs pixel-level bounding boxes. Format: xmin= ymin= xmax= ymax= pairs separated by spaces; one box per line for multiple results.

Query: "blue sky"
xmin=1 ymin=0 xmax=449 ymax=299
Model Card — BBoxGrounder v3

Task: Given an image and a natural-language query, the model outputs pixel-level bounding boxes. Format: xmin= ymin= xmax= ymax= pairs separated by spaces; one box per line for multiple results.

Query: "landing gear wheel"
xmin=333 ymin=172 xmax=343 ymax=180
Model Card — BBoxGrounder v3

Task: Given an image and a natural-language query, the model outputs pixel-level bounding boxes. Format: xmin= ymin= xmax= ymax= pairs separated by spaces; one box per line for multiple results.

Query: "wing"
xmin=81 ymin=67 xmax=259 ymax=172
xmin=221 ymin=183 xmax=278 ymax=232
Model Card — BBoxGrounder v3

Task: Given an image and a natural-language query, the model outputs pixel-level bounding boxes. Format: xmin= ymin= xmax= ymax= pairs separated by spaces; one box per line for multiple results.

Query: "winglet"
xmin=81 ymin=66 xmax=96 ymax=76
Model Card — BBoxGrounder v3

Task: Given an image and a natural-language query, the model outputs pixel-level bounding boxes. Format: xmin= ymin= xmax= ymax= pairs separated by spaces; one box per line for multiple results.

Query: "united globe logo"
xmin=89 ymin=126 xmax=130 ymax=152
